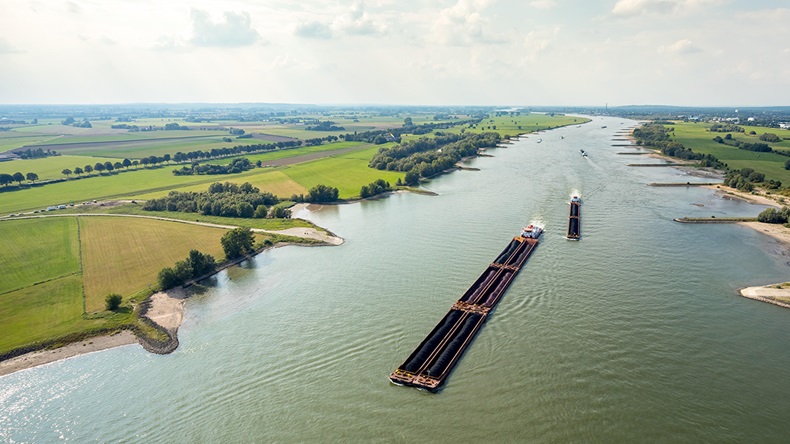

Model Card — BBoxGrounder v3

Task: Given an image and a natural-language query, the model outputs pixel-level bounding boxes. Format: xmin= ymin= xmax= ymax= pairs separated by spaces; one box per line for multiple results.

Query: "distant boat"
xmin=561 ymin=136 xmax=564 ymax=139
xmin=601 ymin=125 xmax=607 ymax=128
xmin=580 ymin=149 xmax=587 ymax=157
xmin=537 ymin=138 xmax=542 ymax=143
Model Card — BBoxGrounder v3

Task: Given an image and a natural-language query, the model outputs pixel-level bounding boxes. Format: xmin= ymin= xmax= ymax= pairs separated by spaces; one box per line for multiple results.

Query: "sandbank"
xmin=0 ymin=331 xmax=137 ymax=378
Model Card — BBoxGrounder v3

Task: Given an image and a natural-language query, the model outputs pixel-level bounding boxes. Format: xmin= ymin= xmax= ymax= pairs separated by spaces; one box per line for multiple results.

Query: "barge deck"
xmin=567 ymin=196 xmax=581 ymax=240
xmin=390 ymin=227 xmax=541 ymax=391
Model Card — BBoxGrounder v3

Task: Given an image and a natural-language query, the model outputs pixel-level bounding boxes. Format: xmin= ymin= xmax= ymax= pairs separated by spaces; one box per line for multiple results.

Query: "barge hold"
xmin=390 ymin=225 xmax=543 ymax=391
xmin=567 ymin=196 xmax=581 ymax=240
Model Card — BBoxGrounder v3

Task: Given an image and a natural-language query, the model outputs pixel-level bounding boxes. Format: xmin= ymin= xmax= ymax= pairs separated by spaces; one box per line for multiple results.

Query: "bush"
xmin=758 ymin=208 xmax=790 ymax=224
xmin=105 ymin=293 xmax=123 ymax=311
xmin=759 ymin=133 xmax=781 ymax=143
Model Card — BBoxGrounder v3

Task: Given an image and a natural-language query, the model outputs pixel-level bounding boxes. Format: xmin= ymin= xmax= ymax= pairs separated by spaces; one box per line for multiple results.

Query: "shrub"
xmin=105 ymin=294 xmax=123 ymax=311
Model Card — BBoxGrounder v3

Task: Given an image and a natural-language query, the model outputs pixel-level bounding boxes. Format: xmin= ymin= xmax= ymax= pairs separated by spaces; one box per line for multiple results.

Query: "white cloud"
xmin=294 ymin=2 xmax=388 ymax=39
xmin=332 ymin=2 xmax=388 ymax=36
xmin=657 ymin=38 xmax=701 ymax=54
xmin=430 ymin=0 xmax=505 ymax=46
xmin=189 ymin=9 xmax=261 ymax=47
xmin=294 ymin=21 xmax=333 ymax=39
xmin=612 ymin=0 xmax=722 ymax=17
xmin=530 ymin=0 xmax=556 ymax=10
xmin=0 ymin=38 xmax=22 ymax=54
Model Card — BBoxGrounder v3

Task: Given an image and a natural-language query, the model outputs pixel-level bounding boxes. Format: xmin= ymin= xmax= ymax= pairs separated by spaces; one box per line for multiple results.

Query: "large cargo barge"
xmin=567 ymin=196 xmax=581 ymax=240
xmin=389 ymin=225 xmax=543 ymax=391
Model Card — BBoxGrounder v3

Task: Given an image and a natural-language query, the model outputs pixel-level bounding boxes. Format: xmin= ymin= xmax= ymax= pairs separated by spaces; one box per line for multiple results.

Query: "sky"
xmin=1 ymin=0 xmax=789 ymax=106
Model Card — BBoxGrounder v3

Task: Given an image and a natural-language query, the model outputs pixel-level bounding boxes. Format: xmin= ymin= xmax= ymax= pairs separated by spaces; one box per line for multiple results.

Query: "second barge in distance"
xmin=567 ymin=196 xmax=581 ymax=240
xmin=389 ymin=224 xmax=543 ymax=391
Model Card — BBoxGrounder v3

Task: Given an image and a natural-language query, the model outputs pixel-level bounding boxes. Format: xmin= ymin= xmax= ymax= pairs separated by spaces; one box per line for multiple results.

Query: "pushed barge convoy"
xmin=567 ymin=196 xmax=581 ymax=240
xmin=389 ymin=225 xmax=543 ymax=391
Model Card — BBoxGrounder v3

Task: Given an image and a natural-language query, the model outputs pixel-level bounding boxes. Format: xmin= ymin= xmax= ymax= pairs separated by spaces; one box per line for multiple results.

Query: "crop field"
xmin=0 ymin=154 xmax=119 ymax=180
xmin=204 ymin=141 xmax=370 ymax=166
xmin=670 ymin=122 xmax=790 ymax=183
xmin=0 ymin=217 xmax=80 ymax=294
xmin=80 ymin=216 xmax=228 ymax=311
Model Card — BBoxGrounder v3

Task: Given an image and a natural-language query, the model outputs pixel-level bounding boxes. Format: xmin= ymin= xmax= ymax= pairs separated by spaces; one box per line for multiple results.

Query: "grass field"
xmin=0 ymin=217 xmax=80 ymax=294
xmin=281 ymin=146 xmax=403 ymax=198
xmin=670 ymin=122 xmax=790 ymax=183
xmin=0 ymin=275 xmax=124 ymax=355
xmin=130 ymin=169 xmax=309 ymax=200
xmin=80 ymin=216 xmax=229 ymax=311
xmin=444 ymin=113 xmax=591 ymax=137
xmin=0 ymin=154 xmax=120 ymax=180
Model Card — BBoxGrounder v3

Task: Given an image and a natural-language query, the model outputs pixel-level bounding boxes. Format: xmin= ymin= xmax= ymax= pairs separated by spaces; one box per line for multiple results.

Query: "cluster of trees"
xmin=369 ymin=132 xmax=501 ymax=185
xmin=709 ymin=123 xmax=743 ymax=133
xmin=303 ymin=135 xmax=340 ymax=146
xmin=172 ymin=157 xmax=254 ymax=176
xmin=290 ymin=184 xmax=340 ymax=203
xmin=229 ymin=128 xmax=245 ymax=135
xmin=17 ymin=148 xmax=58 ymax=159
xmin=757 ymin=207 xmax=790 ymax=225
xmin=164 ymin=122 xmax=189 ymax=130
xmin=105 ymin=294 xmax=123 ymax=311
xmin=360 ymin=179 xmax=392 ymax=198
xmin=712 ymin=134 xmax=773 ymax=153
xmin=110 ymin=123 xmax=139 ymax=130
xmin=61 ymin=117 xmax=92 ymax=128
xmin=723 ymin=168 xmax=780 ymax=192
xmin=221 ymin=227 xmax=255 ymax=259
xmin=157 ymin=250 xmax=217 ymax=290
xmin=759 ymin=133 xmax=781 ymax=143
xmin=634 ymin=124 xmax=725 ymax=169
xmin=143 ymin=181 xmax=280 ymax=218
xmin=306 ymin=121 xmax=345 ymax=131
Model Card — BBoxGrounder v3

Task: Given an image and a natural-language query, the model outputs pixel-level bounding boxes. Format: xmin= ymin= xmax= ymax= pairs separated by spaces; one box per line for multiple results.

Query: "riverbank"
xmin=0 ymin=331 xmax=137 ymax=377
xmin=740 ymin=283 xmax=790 ymax=309
xmin=0 ymin=221 xmax=344 ymax=377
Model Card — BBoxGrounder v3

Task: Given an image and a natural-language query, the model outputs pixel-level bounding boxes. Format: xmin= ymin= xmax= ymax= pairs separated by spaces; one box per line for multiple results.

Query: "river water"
xmin=2 ymin=117 xmax=789 ymax=443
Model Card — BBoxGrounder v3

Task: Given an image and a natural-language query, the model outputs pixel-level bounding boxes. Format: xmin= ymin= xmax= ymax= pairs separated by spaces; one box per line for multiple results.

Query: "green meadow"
xmin=0 ymin=217 xmax=80 ymax=294
xmin=670 ymin=122 xmax=790 ymax=183
xmin=0 ymin=154 xmax=120 ymax=180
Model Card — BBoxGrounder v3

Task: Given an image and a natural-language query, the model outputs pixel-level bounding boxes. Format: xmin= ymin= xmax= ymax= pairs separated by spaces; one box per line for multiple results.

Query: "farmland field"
xmin=670 ymin=122 xmax=790 ymax=183
xmin=0 ymin=217 xmax=80 ymax=294
xmin=0 ymin=275 xmax=109 ymax=355
xmin=79 ymin=216 xmax=228 ymax=311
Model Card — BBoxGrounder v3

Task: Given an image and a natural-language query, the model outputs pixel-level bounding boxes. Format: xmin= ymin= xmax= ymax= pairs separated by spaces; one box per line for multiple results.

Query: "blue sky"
xmin=1 ymin=0 xmax=788 ymax=106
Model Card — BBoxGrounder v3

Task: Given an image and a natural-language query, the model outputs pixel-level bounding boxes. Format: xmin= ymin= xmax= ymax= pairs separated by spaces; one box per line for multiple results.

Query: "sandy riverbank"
xmin=703 ymin=185 xmax=783 ymax=209
xmin=740 ymin=283 xmax=790 ymax=309
xmin=0 ymin=331 xmax=137 ymax=377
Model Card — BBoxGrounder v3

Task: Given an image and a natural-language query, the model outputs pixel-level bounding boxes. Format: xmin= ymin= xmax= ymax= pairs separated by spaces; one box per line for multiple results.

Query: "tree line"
xmin=172 ymin=157 xmax=254 ymax=176
xmin=290 ymin=184 xmax=340 ymax=203
xmin=369 ymin=132 xmax=500 ymax=185
xmin=633 ymin=123 xmax=725 ymax=168
xmin=157 ymin=250 xmax=217 ymax=290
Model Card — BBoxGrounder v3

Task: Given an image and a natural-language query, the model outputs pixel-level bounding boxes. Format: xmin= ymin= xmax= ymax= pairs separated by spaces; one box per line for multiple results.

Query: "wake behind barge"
xmin=389 ymin=225 xmax=543 ymax=391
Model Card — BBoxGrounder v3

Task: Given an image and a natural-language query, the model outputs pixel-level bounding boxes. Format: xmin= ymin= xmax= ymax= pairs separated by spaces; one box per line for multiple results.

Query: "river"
xmin=2 ymin=117 xmax=789 ymax=442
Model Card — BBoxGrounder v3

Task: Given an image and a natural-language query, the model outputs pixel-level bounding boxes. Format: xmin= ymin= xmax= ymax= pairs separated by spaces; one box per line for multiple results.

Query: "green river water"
xmin=2 ymin=117 xmax=789 ymax=443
